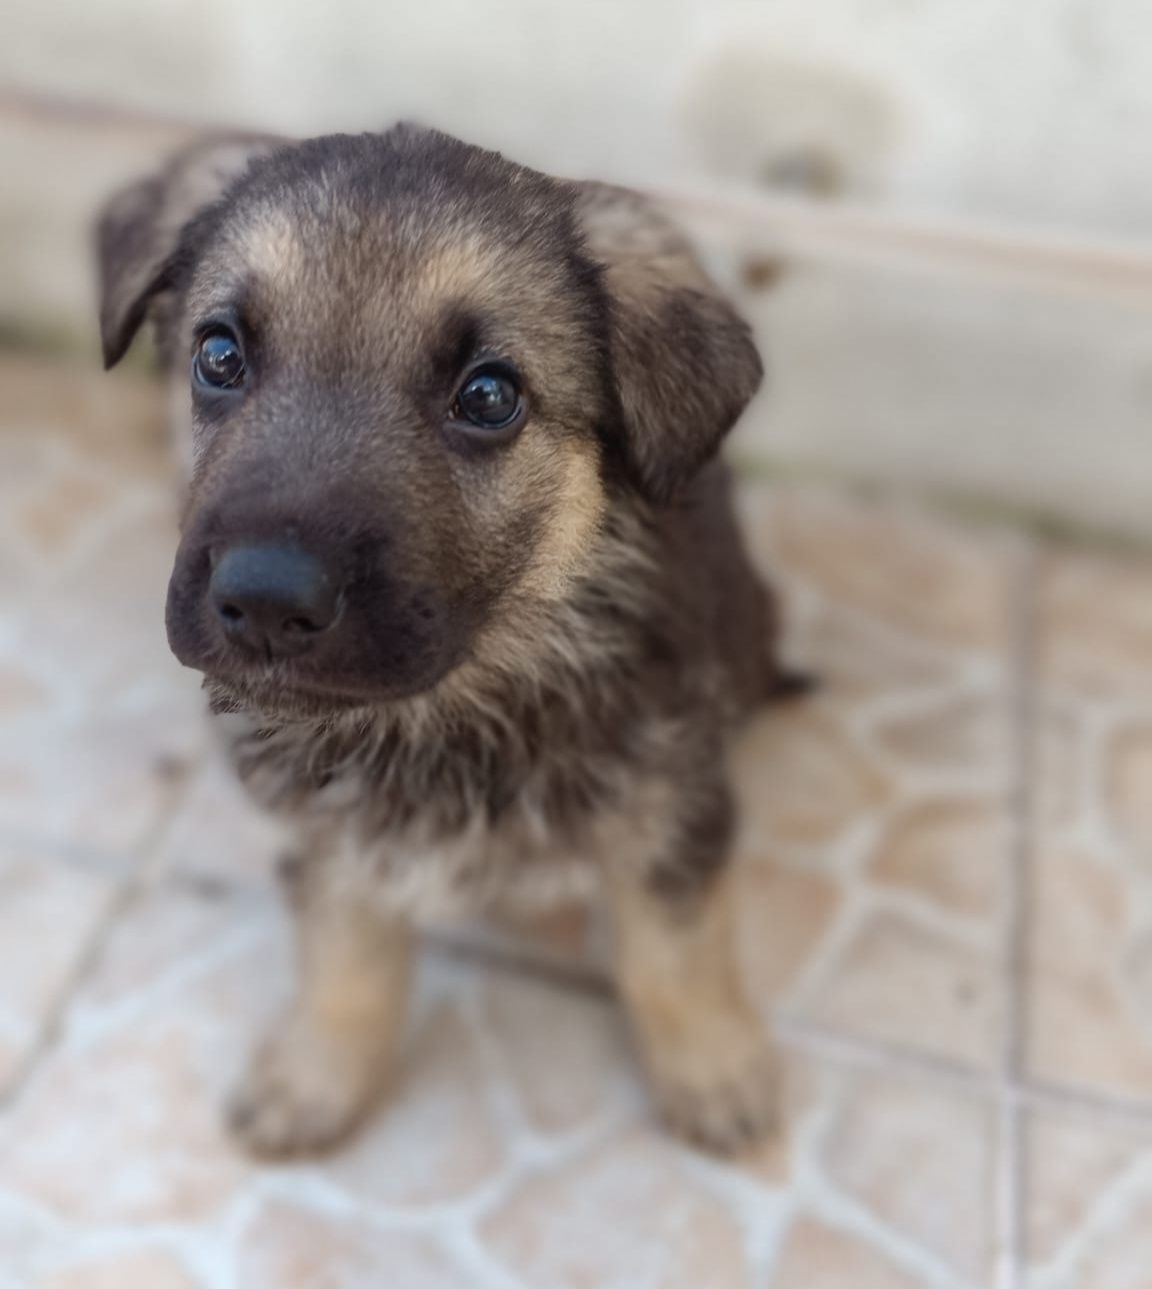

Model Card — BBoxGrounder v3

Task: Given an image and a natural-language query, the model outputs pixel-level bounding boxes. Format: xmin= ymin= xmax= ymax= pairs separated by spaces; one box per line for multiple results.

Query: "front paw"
xmin=646 ymin=1026 xmax=778 ymax=1156
xmin=228 ymin=1013 xmax=394 ymax=1160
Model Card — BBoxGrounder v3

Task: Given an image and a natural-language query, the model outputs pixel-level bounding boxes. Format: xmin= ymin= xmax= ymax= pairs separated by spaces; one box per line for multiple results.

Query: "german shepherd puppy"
xmin=96 ymin=125 xmax=799 ymax=1157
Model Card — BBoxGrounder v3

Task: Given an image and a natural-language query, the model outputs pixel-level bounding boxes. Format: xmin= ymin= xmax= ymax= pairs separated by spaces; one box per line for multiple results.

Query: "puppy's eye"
xmin=193 ymin=329 xmax=246 ymax=390
xmin=453 ymin=366 xmax=522 ymax=430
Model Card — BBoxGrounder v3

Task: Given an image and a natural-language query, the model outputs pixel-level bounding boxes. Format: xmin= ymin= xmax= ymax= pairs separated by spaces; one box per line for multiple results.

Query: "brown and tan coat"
xmin=96 ymin=125 xmax=803 ymax=1157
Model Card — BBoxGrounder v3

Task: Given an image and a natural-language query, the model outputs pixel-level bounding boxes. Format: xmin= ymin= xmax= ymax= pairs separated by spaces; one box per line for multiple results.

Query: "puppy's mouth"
xmin=201 ymin=666 xmax=439 ymax=722
xmin=204 ymin=676 xmax=368 ymax=721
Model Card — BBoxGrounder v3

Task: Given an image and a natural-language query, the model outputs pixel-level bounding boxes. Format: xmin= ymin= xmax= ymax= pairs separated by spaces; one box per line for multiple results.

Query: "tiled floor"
xmin=2 ymin=354 xmax=1152 ymax=1288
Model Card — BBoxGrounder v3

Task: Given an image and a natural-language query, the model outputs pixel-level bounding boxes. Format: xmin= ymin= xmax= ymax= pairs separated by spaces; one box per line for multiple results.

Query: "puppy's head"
xmin=98 ymin=126 xmax=762 ymax=718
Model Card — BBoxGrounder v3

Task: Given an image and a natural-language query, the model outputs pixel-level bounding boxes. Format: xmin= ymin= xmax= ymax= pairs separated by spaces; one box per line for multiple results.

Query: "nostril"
xmin=219 ymin=602 xmax=244 ymax=624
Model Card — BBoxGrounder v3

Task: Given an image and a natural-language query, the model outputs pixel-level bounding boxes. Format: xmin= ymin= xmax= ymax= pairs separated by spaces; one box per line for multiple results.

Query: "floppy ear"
xmin=96 ymin=132 xmax=283 ymax=369
xmin=576 ymin=182 xmax=763 ymax=504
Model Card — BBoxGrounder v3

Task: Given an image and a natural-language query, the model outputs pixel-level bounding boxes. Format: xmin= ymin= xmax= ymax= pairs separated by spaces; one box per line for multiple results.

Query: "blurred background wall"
xmin=10 ymin=0 xmax=1152 ymax=228
xmin=5 ymin=0 xmax=1152 ymax=534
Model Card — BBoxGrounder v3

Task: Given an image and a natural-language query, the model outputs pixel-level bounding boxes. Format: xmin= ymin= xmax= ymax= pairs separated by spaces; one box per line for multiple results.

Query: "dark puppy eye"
xmin=452 ymin=366 xmax=522 ymax=430
xmin=193 ymin=329 xmax=246 ymax=391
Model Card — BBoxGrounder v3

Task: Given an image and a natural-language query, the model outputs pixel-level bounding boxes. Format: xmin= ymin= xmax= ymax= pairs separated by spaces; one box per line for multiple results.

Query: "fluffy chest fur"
xmin=216 ymin=688 xmax=695 ymax=921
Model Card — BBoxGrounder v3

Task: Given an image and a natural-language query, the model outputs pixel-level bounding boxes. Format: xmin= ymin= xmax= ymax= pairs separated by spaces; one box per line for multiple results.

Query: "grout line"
xmin=0 ymin=757 xmax=201 ymax=1109
xmin=773 ymin=1016 xmax=999 ymax=1095
xmin=995 ymin=537 xmax=1043 ymax=1289
xmin=996 ymin=1095 xmax=1026 ymax=1289
xmin=0 ymin=827 xmax=161 ymax=878
xmin=1020 ymin=1077 xmax=1152 ymax=1130
xmin=1001 ymin=540 xmax=1040 ymax=1083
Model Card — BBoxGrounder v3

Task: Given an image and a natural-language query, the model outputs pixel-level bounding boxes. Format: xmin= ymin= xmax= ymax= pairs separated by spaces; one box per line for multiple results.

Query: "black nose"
xmin=209 ymin=544 xmax=341 ymax=656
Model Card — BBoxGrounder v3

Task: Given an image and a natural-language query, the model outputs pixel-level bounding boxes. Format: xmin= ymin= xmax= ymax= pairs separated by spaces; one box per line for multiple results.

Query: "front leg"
xmin=605 ymin=782 xmax=776 ymax=1155
xmin=229 ymin=851 xmax=413 ymax=1159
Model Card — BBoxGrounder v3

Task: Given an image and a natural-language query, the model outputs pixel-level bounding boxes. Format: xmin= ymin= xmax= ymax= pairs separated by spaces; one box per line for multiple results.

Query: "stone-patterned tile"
xmin=780 ymin=601 xmax=956 ymax=711
xmin=0 ymin=943 xmax=264 ymax=1226
xmin=235 ymin=1202 xmax=472 ymax=1289
xmin=8 ymin=498 xmax=186 ymax=701
xmin=1056 ymin=1208 xmax=1152 ymax=1289
xmin=1027 ymin=548 xmax=1152 ymax=1101
xmin=768 ymin=1220 xmax=924 ymax=1289
xmin=477 ymin=1059 xmax=993 ymax=1289
xmin=871 ymin=692 xmax=1011 ymax=782
xmin=0 ymin=844 xmax=120 ymax=1094
xmin=1024 ymin=1109 xmax=1152 ymax=1288
xmin=1033 ymin=700 xmax=1082 ymax=830
xmin=1026 ymin=844 xmax=1152 ymax=1098
xmin=732 ymin=702 xmax=893 ymax=857
xmin=1037 ymin=548 xmax=1152 ymax=701
xmin=481 ymin=970 xmax=824 ymax=1187
xmin=0 ymin=358 xmax=171 ymax=597
xmin=799 ymin=909 xmax=1001 ymax=1065
xmin=0 ymin=1034 xmax=24 ymax=1095
xmin=0 ymin=877 xmax=502 ymax=1244
xmin=318 ymin=1003 xmax=507 ymax=1208
xmin=733 ymin=486 xmax=1019 ymax=1071
xmin=480 ymin=1128 xmax=759 ymax=1289
xmin=816 ymin=1073 xmax=995 ymax=1282
xmin=16 ymin=466 xmax=120 ymax=563
xmin=746 ymin=487 xmax=1014 ymax=652
xmin=0 ymin=1202 xmax=64 ymax=1289
xmin=739 ymin=862 xmax=843 ymax=1009
xmin=0 ymin=358 xmax=169 ymax=481
xmin=35 ymin=1252 xmax=203 ymax=1289
xmin=66 ymin=880 xmax=273 ymax=1024
xmin=0 ymin=696 xmax=200 ymax=857
xmin=480 ymin=973 xmax=638 ymax=1137
xmin=1106 ymin=725 xmax=1152 ymax=854
xmin=0 ymin=661 xmax=51 ymax=719
xmin=0 ymin=361 xmax=201 ymax=858
xmin=0 ymin=877 xmax=286 ymax=1230
xmin=155 ymin=750 xmax=290 ymax=889
xmin=868 ymin=798 xmax=1008 ymax=918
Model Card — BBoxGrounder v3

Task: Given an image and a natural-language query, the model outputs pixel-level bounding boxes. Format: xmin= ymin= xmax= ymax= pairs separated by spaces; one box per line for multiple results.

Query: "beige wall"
xmin=8 ymin=0 xmax=1152 ymax=234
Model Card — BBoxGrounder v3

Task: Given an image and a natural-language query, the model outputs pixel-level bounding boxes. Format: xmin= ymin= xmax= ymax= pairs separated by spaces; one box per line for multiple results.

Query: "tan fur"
xmin=606 ymin=855 xmax=777 ymax=1154
xmin=229 ymin=207 xmax=307 ymax=289
xmin=415 ymin=232 xmax=501 ymax=305
xmin=229 ymin=857 xmax=413 ymax=1158
xmin=505 ymin=442 xmax=607 ymax=600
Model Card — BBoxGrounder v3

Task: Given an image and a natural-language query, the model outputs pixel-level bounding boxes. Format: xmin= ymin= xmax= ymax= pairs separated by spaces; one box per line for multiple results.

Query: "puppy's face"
xmin=165 ymin=135 xmax=610 ymax=715
xmin=97 ymin=128 xmax=762 ymax=718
